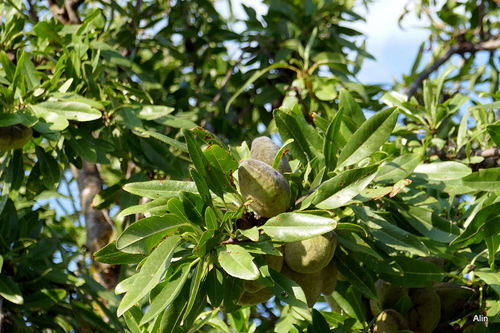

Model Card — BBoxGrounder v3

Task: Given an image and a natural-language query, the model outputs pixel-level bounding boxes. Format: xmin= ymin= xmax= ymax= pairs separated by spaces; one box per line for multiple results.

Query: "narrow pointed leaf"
xmin=312 ymin=165 xmax=378 ymax=209
xmin=337 ymin=107 xmax=399 ymax=168
xmin=117 ymin=235 xmax=181 ymax=317
xmin=462 ymin=167 xmax=500 ymax=191
xmin=93 ymin=241 xmax=147 ymax=264
xmin=261 ymin=213 xmax=337 ymax=242
xmin=116 ymin=215 xmax=189 ymax=253
xmin=378 ymin=256 xmax=445 ymax=287
xmin=450 ymin=202 xmax=500 ymax=248
xmin=122 ymin=180 xmax=198 ymax=199
xmin=375 ymin=154 xmax=422 ymax=183
xmin=351 ymin=205 xmax=429 ymax=256
xmin=0 ymin=273 xmax=24 ymax=304
xmin=140 ymin=264 xmax=191 ymax=325
xmin=414 ymin=161 xmax=471 ymax=180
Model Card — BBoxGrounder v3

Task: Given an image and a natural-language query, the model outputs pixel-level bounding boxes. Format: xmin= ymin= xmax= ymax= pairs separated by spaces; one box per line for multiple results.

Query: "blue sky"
xmin=215 ymin=0 xmax=432 ymax=86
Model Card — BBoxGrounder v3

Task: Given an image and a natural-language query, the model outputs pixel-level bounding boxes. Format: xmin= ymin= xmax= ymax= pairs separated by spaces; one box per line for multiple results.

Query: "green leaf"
xmin=136 ymin=105 xmax=174 ymax=120
xmin=475 ymin=269 xmax=500 ymax=296
xmin=337 ymin=107 xmax=399 ymax=168
xmin=274 ymin=107 xmax=322 ymax=165
xmin=184 ymin=129 xmax=225 ymax=197
xmin=468 ymin=101 xmax=500 ymax=110
xmin=336 ymin=229 xmax=384 ymax=259
xmin=269 ymin=269 xmax=308 ymax=309
xmin=92 ymin=241 xmax=147 ymax=264
xmin=206 ymin=268 xmax=224 ymax=308
xmin=24 ymin=289 xmax=67 ymax=310
xmin=310 ymin=309 xmax=331 ymax=333
xmin=217 ymin=244 xmax=260 ymax=280
xmin=29 ymin=105 xmax=69 ymax=131
xmin=203 ymin=144 xmax=239 ymax=193
xmin=225 ymin=63 xmax=292 ymax=114
xmin=192 ymin=126 xmax=226 ymax=148
xmin=141 ymin=263 xmax=191 ymax=325
xmin=116 ymin=215 xmax=190 ymax=254
xmin=333 ymin=249 xmax=377 ymax=300
xmin=323 ymin=108 xmax=344 ymax=172
xmin=352 ymin=205 xmax=429 ymax=256
xmin=332 ymin=281 xmax=367 ymax=324
xmin=180 ymin=191 xmax=206 ymax=226
xmin=339 ymin=89 xmax=365 ymax=127
xmin=35 ymin=146 xmax=61 ymax=189
xmin=0 ymin=113 xmax=24 ymax=127
xmin=390 ymin=203 xmax=460 ymax=243
xmin=117 ymin=235 xmax=181 ymax=317
xmin=0 ymin=51 xmax=16 ymax=82
xmin=159 ymin=281 xmax=190 ymax=333
xmin=34 ymin=101 xmax=101 ymax=121
xmin=141 ymin=130 xmax=188 ymax=153
xmin=204 ymin=206 xmax=218 ymax=231
xmin=15 ymin=51 xmax=40 ymax=91
xmin=0 ymin=273 xmax=24 ymax=304
xmin=450 ymin=202 xmax=500 ymax=248
xmin=462 ymin=167 xmax=500 ymax=191
xmin=310 ymin=165 xmax=378 ymax=209
xmin=378 ymin=256 xmax=446 ymax=287
xmin=375 ymin=154 xmax=422 ymax=184
xmin=487 ymin=124 xmax=500 ymax=147
xmin=33 ymin=21 xmax=65 ymax=47
xmin=47 ymin=92 xmax=105 ymax=111
xmin=182 ymin=261 xmax=207 ymax=323
xmin=261 ymin=213 xmax=337 ymax=242
xmin=413 ymin=161 xmax=471 ymax=180
xmin=122 ymin=180 xmax=198 ymax=199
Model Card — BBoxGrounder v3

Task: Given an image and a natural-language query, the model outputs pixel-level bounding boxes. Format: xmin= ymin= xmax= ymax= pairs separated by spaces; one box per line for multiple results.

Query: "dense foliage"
xmin=0 ymin=0 xmax=499 ymax=332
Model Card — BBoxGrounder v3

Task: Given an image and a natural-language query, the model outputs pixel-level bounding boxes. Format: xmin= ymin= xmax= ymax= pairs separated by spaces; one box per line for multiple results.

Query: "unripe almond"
xmin=0 ymin=124 xmax=32 ymax=150
xmin=250 ymin=136 xmax=291 ymax=174
xmin=238 ymin=159 xmax=291 ymax=218
xmin=284 ymin=231 xmax=337 ymax=274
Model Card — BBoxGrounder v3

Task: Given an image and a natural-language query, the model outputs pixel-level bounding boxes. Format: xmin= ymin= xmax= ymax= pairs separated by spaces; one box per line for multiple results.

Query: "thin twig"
xmin=408 ymin=39 xmax=500 ymax=100
xmin=212 ymin=54 xmax=245 ymax=105
xmin=26 ymin=0 xmax=39 ymax=21
xmin=408 ymin=44 xmax=460 ymax=99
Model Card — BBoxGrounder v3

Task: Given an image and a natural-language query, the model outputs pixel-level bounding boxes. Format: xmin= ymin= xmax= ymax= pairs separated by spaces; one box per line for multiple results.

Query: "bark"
xmin=72 ymin=160 xmax=120 ymax=290
xmin=47 ymin=0 xmax=84 ymax=24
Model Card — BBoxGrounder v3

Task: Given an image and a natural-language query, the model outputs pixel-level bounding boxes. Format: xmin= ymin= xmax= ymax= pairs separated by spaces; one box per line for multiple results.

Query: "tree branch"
xmin=407 ymin=44 xmax=460 ymax=99
xmin=47 ymin=0 xmax=84 ymax=24
xmin=72 ymin=161 xmax=120 ymax=290
xmin=26 ymin=0 xmax=39 ymax=22
xmin=407 ymin=39 xmax=500 ymax=100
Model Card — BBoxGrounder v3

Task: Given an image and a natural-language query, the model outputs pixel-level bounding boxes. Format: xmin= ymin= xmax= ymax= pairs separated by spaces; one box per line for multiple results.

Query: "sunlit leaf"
xmin=261 ymin=213 xmax=337 ymax=242
xmin=414 ymin=161 xmax=471 ymax=180
xmin=117 ymin=235 xmax=181 ymax=317
xmin=217 ymin=244 xmax=260 ymax=280
xmin=337 ymin=107 xmax=399 ymax=168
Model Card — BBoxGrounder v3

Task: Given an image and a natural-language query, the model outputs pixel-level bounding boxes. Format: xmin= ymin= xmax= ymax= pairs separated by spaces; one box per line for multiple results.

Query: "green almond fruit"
xmin=243 ymin=253 xmax=284 ymax=293
xmin=407 ymin=287 xmax=441 ymax=333
xmin=284 ymin=231 xmax=337 ymax=274
xmin=0 ymin=124 xmax=33 ymax=150
xmin=374 ymin=309 xmax=409 ymax=333
xmin=238 ymin=287 xmax=274 ymax=306
xmin=320 ymin=260 xmax=338 ymax=295
xmin=238 ymin=159 xmax=291 ymax=218
xmin=370 ymin=279 xmax=409 ymax=317
xmin=434 ymin=282 xmax=476 ymax=324
xmin=250 ymin=136 xmax=291 ymax=174
xmin=281 ymin=263 xmax=321 ymax=307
